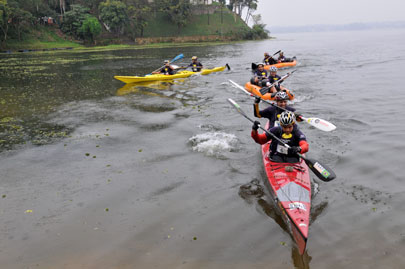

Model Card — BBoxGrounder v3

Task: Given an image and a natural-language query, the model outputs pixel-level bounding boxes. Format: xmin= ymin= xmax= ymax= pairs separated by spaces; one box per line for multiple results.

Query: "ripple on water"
xmin=188 ymin=132 xmax=239 ymax=159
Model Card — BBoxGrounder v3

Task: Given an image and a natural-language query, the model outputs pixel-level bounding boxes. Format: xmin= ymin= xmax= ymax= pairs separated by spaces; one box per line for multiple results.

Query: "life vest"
xmin=269 ymin=125 xmax=306 ymax=157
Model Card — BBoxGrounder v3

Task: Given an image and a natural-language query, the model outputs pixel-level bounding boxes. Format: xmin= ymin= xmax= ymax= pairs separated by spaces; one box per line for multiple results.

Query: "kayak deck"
xmin=114 ymin=71 xmax=194 ymax=84
xmin=244 ymin=82 xmax=294 ymax=101
xmin=263 ymin=58 xmax=297 ymax=70
xmin=114 ymin=65 xmax=228 ymax=84
xmin=261 ymin=123 xmax=311 ymax=254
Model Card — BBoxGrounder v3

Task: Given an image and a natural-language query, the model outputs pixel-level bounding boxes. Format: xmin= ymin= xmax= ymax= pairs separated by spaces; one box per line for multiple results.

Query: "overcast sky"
xmin=255 ymin=0 xmax=405 ymax=27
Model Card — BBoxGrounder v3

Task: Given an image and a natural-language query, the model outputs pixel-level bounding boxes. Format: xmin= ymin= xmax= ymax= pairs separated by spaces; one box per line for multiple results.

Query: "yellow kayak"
xmin=116 ymin=79 xmax=186 ymax=96
xmin=200 ymin=64 xmax=229 ymax=75
xmin=114 ymin=64 xmax=230 ymax=84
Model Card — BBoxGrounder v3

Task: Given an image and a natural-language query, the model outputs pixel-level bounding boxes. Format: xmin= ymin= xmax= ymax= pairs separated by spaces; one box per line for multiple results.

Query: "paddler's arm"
xmin=294 ymin=112 xmax=303 ymax=122
xmin=251 ymin=121 xmax=270 ymax=145
xmin=253 ymin=97 xmax=262 ymax=118
xmin=298 ymin=140 xmax=309 ymax=153
xmin=283 ymin=89 xmax=294 ymax=100
xmin=297 ymin=129 xmax=309 ymax=153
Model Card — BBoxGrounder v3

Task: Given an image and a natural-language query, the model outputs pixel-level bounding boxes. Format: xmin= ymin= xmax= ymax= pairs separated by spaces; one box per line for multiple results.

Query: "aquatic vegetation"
xmin=0 ymin=117 xmax=72 ymax=152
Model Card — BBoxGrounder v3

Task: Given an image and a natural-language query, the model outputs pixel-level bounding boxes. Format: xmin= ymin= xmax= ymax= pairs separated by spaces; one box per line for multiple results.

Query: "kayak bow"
xmin=261 ymin=121 xmax=311 ymax=255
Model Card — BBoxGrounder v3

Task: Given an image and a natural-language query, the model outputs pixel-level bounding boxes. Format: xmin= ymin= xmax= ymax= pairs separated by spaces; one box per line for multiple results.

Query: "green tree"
xmin=78 ymin=15 xmax=101 ymax=43
xmin=250 ymin=14 xmax=268 ymax=39
xmin=9 ymin=5 xmax=32 ymax=40
xmin=1 ymin=0 xmax=32 ymax=44
xmin=158 ymin=0 xmax=191 ymax=30
xmin=126 ymin=0 xmax=150 ymax=37
xmin=60 ymin=4 xmax=89 ymax=38
xmin=244 ymin=0 xmax=257 ymax=24
xmin=99 ymin=0 xmax=128 ymax=34
xmin=0 ymin=0 xmax=12 ymax=44
xmin=219 ymin=0 xmax=225 ymax=23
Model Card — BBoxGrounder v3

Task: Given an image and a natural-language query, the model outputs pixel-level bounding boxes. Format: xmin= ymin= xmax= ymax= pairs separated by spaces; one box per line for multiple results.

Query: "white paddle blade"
xmin=302 ymin=117 xmax=336 ymax=132
xmin=229 ymin=80 xmax=251 ymax=95
xmin=227 ymin=98 xmax=240 ymax=110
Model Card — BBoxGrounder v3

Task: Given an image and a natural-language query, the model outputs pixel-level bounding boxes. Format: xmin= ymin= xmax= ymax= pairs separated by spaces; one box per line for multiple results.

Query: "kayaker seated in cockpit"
xmin=187 ymin=56 xmax=203 ymax=72
xmin=251 ymin=111 xmax=308 ymax=163
xmin=250 ymin=64 xmax=269 ymax=87
xmin=152 ymin=60 xmax=175 ymax=75
xmin=253 ymin=91 xmax=300 ymax=129
xmin=264 ymin=66 xmax=287 ymax=94
xmin=277 ymin=51 xmax=295 ymax=63
xmin=264 ymin=52 xmax=277 ymax=65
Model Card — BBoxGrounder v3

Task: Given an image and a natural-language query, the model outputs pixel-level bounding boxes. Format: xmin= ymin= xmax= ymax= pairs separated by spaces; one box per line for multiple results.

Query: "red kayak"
xmin=261 ymin=122 xmax=311 ymax=255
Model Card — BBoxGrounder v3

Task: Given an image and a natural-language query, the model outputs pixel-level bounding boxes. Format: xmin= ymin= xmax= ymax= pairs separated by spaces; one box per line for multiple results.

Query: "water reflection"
xmin=116 ymin=79 xmax=188 ymax=96
xmin=239 ymin=176 xmax=328 ymax=269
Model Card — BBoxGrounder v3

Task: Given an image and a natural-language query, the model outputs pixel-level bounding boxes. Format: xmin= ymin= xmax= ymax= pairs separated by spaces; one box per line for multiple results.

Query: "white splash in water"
xmin=189 ymin=132 xmax=238 ymax=158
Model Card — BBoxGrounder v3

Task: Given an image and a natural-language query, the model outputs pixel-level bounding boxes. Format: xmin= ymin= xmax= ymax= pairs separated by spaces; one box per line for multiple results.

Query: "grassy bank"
xmin=2 ymin=7 xmax=261 ymax=51
xmin=3 ymin=27 xmax=81 ymax=50
xmin=143 ymin=9 xmax=249 ymax=37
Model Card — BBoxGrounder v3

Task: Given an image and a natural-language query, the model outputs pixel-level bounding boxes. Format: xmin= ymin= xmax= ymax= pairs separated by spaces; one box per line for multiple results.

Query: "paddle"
xmin=227 ymin=98 xmax=336 ymax=182
xmin=228 ymin=79 xmax=337 ymax=132
xmin=259 ymin=70 xmax=297 ymax=96
xmin=146 ymin=53 xmax=184 ymax=76
xmin=252 ymin=50 xmax=281 ymax=70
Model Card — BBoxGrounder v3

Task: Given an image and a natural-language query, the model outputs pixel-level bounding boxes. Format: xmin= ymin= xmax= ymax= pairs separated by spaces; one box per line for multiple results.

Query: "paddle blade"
xmin=251 ymin=63 xmax=258 ymax=70
xmin=303 ymin=157 xmax=336 ymax=182
xmin=229 ymin=79 xmax=253 ymax=96
xmin=272 ymin=50 xmax=281 ymax=56
xmin=302 ymin=117 xmax=336 ymax=132
xmin=227 ymin=98 xmax=255 ymax=124
xmin=171 ymin=53 xmax=184 ymax=63
xmin=227 ymin=98 xmax=242 ymax=112
xmin=259 ymin=87 xmax=270 ymax=96
xmin=226 ymin=63 xmax=231 ymax=70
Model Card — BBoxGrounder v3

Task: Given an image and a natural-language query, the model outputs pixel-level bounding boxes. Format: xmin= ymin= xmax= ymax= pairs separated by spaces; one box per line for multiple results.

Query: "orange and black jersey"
xmin=251 ymin=125 xmax=309 ymax=156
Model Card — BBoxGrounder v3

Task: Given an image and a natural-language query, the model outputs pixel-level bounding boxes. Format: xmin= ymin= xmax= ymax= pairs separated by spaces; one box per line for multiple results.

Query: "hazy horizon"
xmin=256 ymin=0 xmax=405 ymax=27
xmin=267 ymin=20 xmax=405 ymax=33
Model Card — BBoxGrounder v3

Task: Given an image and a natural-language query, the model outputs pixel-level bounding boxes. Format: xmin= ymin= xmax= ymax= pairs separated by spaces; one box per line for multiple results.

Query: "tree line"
xmin=1 ymin=0 xmax=267 ymax=46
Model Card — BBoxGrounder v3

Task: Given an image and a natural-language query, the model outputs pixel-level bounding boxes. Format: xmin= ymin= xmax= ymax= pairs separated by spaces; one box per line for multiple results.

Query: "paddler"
xmin=152 ymin=60 xmax=175 ymax=75
xmin=277 ymin=51 xmax=295 ymax=63
xmin=187 ymin=56 xmax=203 ymax=72
xmin=253 ymin=91 xmax=300 ymax=128
xmin=264 ymin=52 xmax=277 ymax=65
xmin=250 ymin=63 xmax=269 ymax=87
xmin=265 ymin=66 xmax=287 ymax=93
xmin=251 ymin=111 xmax=308 ymax=163
xmin=277 ymin=51 xmax=286 ymax=62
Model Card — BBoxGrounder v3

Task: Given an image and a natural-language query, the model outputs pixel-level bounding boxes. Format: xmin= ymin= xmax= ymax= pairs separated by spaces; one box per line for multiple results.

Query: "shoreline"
xmin=1 ymin=39 xmax=269 ymax=54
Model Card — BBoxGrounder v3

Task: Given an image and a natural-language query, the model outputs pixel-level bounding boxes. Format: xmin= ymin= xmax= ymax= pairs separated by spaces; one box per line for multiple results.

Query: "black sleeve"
xmin=260 ymin=106 xmax=276 ymax=119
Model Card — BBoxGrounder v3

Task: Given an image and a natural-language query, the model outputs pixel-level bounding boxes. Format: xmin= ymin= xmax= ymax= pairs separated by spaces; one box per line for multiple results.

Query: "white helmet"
xmin=270 ymin=66 xmax=278 ymax=72
xmin=275 ymin=91 xmax=288 ymax=101
xmin=279 ymin=111 xmax=296 ymax=126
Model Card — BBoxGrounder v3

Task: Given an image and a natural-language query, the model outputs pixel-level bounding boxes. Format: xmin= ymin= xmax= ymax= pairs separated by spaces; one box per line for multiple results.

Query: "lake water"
xmin=1 ymin=28 xmax=405 ymax=268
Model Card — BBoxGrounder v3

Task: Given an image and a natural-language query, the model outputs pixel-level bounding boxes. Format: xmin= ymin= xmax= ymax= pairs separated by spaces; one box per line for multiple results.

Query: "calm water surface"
xmin=1 ymin=28 xmax=405 ymax=268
